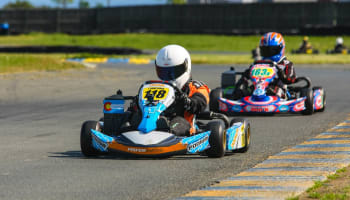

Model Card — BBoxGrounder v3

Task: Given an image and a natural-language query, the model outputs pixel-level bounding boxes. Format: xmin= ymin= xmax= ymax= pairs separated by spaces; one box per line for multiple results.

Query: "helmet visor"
xmin=260 ymin=45 xmax=283 ymax=57
xmin=156 ymin=60 xmax=188 ymax=81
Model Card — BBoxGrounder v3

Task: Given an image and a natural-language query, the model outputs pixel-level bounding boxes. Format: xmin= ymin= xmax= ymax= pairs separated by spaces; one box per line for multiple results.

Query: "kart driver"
xmin=333 ymin=37 xmax=347 ymax=54
xmin=154 ymin=44 xmax=210 ymax=136
xmin=234 ymin=32 xmax=296 ymax=99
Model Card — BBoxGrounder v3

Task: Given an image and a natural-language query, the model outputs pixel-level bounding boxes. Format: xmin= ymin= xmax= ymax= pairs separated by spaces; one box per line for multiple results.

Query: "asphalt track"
xmin=0 ymin=63 xmax=350 ymax=200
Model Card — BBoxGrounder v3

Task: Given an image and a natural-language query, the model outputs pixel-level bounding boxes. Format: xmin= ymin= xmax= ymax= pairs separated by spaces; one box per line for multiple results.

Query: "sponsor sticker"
xmin=127 ymin=148 xmax=147 ymax=153
xmin=103 ymin=100 xmax=124 ymax=113
xmin=187 ymin=135 xmax=209 ymax=152
xmin=92 ymin=133 xmax=108 ymax=151
xmin=278 ymin=105 xmax=289 ymax=112
xmin=232 ymin=105 xmax=242 ymax=112
xmin=246 ymin=105 xmax=275 ymax=112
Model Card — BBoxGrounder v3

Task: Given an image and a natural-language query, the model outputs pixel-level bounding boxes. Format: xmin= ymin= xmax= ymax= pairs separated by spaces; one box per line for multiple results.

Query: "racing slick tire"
xmin=205 ymin=120 xmax=226 ymax=158
xmin=300 ymin=88 xmax=314 ymax=115
xmin=231 ymin=118 xmax=251 ymax=153
xmin=81 ymin=120 xmax=101 ymax=157
xmin=313 ymin=86 xmax=326 ymax=112
xmin=209 ymin=88 xmax=222 ymax=113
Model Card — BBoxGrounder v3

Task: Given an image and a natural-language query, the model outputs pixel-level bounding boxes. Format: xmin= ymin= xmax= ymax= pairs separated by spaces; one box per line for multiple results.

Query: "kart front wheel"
xmin=206 ymin=120 xmax=226 ymax=158
xmin=231 ymin=118 xmax=251 ymax=153
xmin=300 ymin=88 xmax=314 ymax=115
xmin=209 ymin=88 xmax=222 ymax=113
xmin=80 ymin=120 xmax=101 ymax=157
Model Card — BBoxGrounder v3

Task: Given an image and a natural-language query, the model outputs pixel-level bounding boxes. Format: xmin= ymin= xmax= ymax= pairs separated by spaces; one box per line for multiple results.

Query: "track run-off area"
xmin=0 ymin=63 xmax=349 ymax=200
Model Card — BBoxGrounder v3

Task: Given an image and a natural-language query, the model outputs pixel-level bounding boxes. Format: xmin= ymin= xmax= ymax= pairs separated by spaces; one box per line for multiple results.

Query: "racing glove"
xmin=179 ymin=93 xmax=192 ymax=111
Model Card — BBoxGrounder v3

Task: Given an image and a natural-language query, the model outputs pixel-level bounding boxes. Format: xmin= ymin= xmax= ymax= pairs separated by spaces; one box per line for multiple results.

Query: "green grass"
xmin=288 ymin=166 xmax=350 ymax=200
xmin=0 ymin=53 xmax=83 ymax=73
xmin=1 ymin=32 xmax=349 ymax=54
xmin=327 ymin=168 xmax=347 ymax=180
xmin=307 ymin=181 xmax=324 ymax=193
xmin=1 ymin=33 xmax=350 ymax=74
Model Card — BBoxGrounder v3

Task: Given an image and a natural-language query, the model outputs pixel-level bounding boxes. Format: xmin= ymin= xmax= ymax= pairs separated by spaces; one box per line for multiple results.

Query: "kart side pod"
xmin=221 ymin=67 xmax=236 ymax=89
xmin=103 ymin=90 xmax=134 ymax=135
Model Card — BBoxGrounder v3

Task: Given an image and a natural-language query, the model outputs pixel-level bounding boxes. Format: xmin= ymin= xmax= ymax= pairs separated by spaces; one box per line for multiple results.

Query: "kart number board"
xmin=142 ymin=87 xmax=169 ymax=101
xmin=251 ymin=66 xmax=274 ymax=78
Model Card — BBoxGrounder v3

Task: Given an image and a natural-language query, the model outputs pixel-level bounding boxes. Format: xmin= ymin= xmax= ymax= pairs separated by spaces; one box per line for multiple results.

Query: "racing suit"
xmin=128 ymin=80 xmax=210 ymax=136
xmin=168 ymin=80 xmax=210 ymax=136
xmin=234 ymin=58 xmax=296 ymax=99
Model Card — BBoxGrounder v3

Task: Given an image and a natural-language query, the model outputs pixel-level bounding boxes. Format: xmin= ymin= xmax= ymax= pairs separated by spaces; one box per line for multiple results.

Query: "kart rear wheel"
xmin=205 ymin=120 xmax=226 ymax=158
xmin=313 ymin=86 xmax=326 ymax=112
xmin=231 ymin=118 xmax=251 ymax=153
xmin=81 ymin=120 xmax=101 ymax=157
xmin=300 ymin=88 xmax=314 ymax=115
xmin=209 ymin=88 xmax=222 ymax=113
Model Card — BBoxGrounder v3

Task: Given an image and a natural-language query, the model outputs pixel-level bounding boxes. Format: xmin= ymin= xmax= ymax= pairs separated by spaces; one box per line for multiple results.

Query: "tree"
xmin=79 ymin=0 xmax=89 ymax=8
xmin=51 ymin=0 xmax=74 ymax=8
xmin=3 ymin=0 xmax=34 ymax=9
xmin=167 ymin=0 xmax=187 ymax=4
xmin=95 ymin=3 xmax=104 ymax=8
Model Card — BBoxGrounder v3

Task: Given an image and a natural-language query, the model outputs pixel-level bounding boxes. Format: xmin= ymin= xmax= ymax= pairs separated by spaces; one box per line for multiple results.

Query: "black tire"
xmin=300 ymin=88 xmax=314 ymax=115
xmin=313 ymin=86 xmax=326 ymax=112
xmin=209 ymin=88 xmax=222 ymax=113
xmin=80 ymin=120 xmax=101 ymax=157
xmin=231 ymin=118 xmax=251 ymax=153
xmin=205 ymin=120 xmax=226 ymax=158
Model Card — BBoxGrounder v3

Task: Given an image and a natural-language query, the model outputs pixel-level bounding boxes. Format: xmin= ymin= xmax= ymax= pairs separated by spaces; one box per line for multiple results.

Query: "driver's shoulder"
xmin=189 ymin=80 xmax=207 ymax=89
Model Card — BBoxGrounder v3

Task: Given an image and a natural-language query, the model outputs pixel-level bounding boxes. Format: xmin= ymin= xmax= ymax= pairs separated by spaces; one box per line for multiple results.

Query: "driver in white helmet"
xmin=334 ymin=37 xmax=347 ymax=53
xmin=155 ymin=44 xmax=210 ymax=136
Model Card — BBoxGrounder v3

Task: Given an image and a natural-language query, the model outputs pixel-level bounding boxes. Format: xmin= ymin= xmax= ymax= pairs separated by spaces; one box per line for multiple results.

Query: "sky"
xmin=0 ymin=0 xmax=167 ymax=8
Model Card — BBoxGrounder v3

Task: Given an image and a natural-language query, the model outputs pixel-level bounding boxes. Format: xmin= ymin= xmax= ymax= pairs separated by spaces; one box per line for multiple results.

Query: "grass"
xmin=288 ymin=166 xmax=350 ymax=200
xmin=1 ymin=33 xmax=350 ymax=73
xmin=0 ymin=53 xmax=83 ymax=74
xmin=1 ymin=32 xmax=350 ymax=54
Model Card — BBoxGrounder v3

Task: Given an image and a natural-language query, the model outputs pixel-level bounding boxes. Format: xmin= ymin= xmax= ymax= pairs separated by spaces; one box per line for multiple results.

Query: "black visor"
xmin=260 ymin=45 xmax=283 ymax=57
xmin=155 ymin=59 xmax=188 ymax=81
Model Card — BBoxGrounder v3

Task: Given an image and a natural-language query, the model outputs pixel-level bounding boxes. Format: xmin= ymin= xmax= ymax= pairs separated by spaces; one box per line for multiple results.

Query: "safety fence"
xmin=0 ymin=3 xmax=350 ymax=35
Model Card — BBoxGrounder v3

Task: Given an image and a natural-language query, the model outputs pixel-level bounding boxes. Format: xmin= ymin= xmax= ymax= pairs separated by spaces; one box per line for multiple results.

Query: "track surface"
xmin=0 ymin=63 xmax=349 ymax=200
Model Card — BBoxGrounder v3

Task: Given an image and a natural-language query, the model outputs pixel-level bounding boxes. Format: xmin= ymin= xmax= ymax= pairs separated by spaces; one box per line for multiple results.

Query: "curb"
xmin=0 ymin=46 xmax=143 ymax=55
xmin=67 ymin=57 xmax=154 ymax=65
xmin=176 ymin=115 xmax=350 ymax=200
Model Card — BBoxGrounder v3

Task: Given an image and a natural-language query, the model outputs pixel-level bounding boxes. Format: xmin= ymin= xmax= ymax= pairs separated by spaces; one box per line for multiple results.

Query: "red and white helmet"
xmin=155 ymin=44 xmax=191 ymax=89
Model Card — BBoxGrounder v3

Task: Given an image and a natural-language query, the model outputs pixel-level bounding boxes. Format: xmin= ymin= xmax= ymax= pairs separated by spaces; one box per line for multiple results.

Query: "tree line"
xmin=2 ymin=0 xmax=187 ymax=9
xmin=3 ymin=0 xmax=104 ymax=9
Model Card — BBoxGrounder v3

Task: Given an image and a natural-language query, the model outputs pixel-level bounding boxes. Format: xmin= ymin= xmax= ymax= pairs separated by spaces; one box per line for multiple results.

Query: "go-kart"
xmin=81 ymin=80 xmax=251 ymax=158
xmin=326 ymin=48 xmax=349 ymax=54
xmin=209 ymin=62 xmax=326 ymax=115
xmin=292 ymin=48 xmax=319 ymax=54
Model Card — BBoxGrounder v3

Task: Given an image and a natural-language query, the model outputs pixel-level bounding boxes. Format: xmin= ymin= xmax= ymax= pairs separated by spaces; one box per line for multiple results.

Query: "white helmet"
xmin=336 ymin=37 xmax=343 ymax=45
xmin=155 ymin=44 xmax=191 ymax=89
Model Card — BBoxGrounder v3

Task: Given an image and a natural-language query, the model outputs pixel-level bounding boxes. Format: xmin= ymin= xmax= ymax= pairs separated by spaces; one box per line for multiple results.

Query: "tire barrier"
xmin=0 ymin=46 xmax=143 ymax=55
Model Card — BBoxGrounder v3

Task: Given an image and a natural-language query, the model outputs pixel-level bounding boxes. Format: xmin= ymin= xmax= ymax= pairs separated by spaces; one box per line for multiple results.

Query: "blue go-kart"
xmin=80 ymin=80 xmax=251 ymax=158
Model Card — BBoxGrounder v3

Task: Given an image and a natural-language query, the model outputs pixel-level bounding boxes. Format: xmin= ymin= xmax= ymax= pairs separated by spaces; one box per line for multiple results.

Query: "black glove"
xmin=179 ymin=93 xmax=192 ymax=111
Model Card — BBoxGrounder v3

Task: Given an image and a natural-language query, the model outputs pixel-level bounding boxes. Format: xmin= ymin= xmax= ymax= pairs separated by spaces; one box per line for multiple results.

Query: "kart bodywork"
xmin=210 ymin=64 xmax=326 ymax=115
xmin=81 ymin=80 xmax=251 ymax=158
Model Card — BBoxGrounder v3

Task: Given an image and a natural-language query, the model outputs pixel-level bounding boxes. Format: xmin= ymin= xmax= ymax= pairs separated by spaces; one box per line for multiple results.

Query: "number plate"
xmin=251 ymin=66 xmax=274 ymax=78
xmin=142 ymin=87 xmax=169 ymax=101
